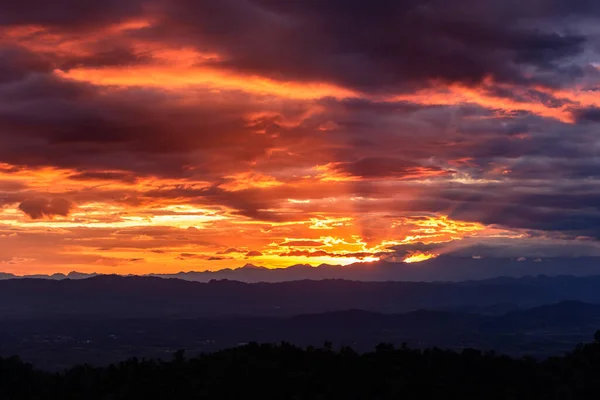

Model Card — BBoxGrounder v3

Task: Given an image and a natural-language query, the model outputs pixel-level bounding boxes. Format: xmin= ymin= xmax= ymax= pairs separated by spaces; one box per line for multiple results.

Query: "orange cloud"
xmin=390 ymin=81 xmax=574 ymax=123
xmin=56 ymin=67 xmax=356 ymax=100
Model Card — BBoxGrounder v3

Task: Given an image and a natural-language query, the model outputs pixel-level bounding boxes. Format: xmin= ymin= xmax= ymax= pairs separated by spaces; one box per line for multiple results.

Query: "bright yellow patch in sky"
xmin=403 ymin=252 xmax=439 ymax=264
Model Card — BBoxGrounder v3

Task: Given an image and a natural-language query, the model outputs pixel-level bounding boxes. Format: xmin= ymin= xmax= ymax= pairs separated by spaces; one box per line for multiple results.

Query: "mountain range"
xmin=3 ymin=273 xmax=600 ymax=318
xmin=3 ymin=255 xmax=600 ymax=283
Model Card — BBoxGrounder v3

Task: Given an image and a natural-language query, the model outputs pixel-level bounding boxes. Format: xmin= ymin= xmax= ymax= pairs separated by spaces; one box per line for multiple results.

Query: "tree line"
xmin=3 ymin=333 xmax=600 ymax=399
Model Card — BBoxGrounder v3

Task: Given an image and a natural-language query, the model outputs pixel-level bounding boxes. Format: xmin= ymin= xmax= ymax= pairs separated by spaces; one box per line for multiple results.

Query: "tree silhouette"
xmin=2 ymin=336 xmax=600 ymax=399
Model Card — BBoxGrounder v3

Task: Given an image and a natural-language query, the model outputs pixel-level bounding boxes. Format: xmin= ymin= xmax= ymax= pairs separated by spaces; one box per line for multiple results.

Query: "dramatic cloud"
xmin=153 ymin=0 xmax=590 ymax=92
xmin=18 ymin=197 xmax=73 ymax=219
xmin=1 ymin=0 xmax=600 ymax=275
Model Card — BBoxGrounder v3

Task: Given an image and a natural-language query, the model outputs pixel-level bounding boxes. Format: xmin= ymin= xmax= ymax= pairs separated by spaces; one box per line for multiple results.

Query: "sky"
xmin=2 ymin=0 xmax=600 ymax=275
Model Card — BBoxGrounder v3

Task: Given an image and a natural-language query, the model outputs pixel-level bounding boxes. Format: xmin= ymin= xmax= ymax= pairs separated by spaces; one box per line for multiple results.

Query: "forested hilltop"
xmin=4 ymin=334 xmax=600 ymax=399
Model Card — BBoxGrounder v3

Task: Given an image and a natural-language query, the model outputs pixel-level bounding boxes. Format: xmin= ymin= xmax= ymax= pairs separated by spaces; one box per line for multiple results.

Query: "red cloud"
xmin=18 ymin=197 xmax=73 ymax=219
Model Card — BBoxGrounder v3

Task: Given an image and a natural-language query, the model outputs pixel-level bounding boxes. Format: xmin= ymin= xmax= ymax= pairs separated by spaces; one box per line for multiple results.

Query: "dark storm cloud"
xmin=508 ymin=157 xmax=600 ymax=180
xmin=482 ymin=86 xmax=575 ymax=109
xmin=572 ymin=107 xmax=600 ymax=123
xmin=0 ymin=46 xmax=53 ymax=84
xmin=0 ymin=0 xmax=144 ymax=28
xmin=410 ymin=182 xmax=600 ymax=238
xmin=318 ymin=98 xmax=433 ymax=115
xmin=388 ymin=242 xmax=449 ymax=256
xmin=425 ymin=236 xmax=600 ymax=259
xmin=449 ymin=203 xmax=600 ymax=236
xmin=1 ymin=0 xmax=598 ymax=92
xmin=0 ymin=71 xmax=280 ymax=176
xmin=68 ymin=171 xmax=139 ymax=183
xmin=57 ymin=47 xmax=152 ymax=71
xmin=0 ymin=73 xmax=95 ymax=102
xmin=153 ymin=0 xmax=592 ymax=91
xmin=18 ymin=197 xmax=73 ymax=219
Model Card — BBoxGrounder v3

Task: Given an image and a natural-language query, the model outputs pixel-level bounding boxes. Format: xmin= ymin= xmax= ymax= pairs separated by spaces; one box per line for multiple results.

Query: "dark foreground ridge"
xmin=4 ymin=334 xmax=600 ymax=399
xmin=3 ymin=300 xmax=600 ymax=370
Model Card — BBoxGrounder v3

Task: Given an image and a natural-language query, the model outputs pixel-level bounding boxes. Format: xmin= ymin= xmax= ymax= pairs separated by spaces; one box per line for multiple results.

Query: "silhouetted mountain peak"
xmin=287 ymin=264 xmax=314 ymax=270
xmin=67 ymin=271 xmax=97 ymax=279
xmin=241 ymin=263 xmax=265 ymax=270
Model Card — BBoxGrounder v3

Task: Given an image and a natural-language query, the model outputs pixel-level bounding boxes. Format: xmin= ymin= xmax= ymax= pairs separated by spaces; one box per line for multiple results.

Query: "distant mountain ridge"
xmin=2 ymin=274 xmax=600 ymax=318
xmin=0 ymin=271 xmax=99 ymax=280
xmin=4 ymin=255 xmax=600 ymax=282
